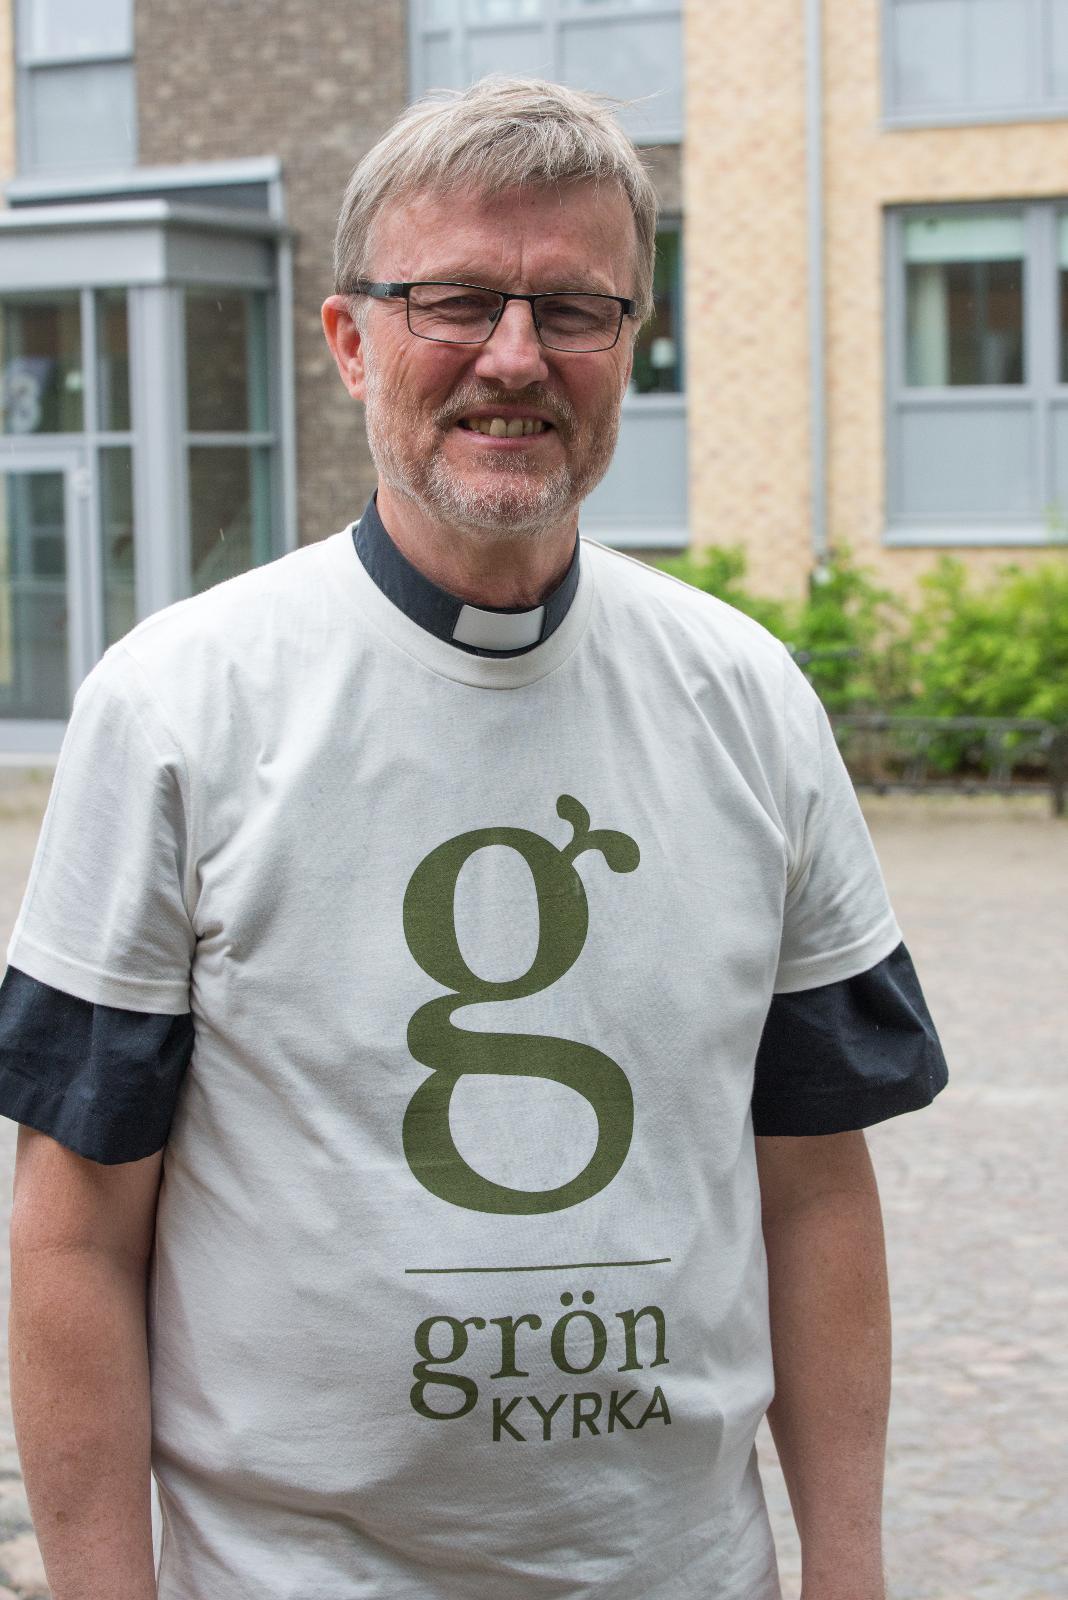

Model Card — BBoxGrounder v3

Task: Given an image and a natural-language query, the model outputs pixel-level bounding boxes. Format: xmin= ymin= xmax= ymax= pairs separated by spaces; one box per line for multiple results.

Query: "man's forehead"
xmin=368 ymin=180 xmax=635 ymax=286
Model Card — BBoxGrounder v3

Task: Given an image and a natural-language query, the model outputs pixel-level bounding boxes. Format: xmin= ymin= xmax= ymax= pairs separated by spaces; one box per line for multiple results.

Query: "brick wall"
xmin=824 ymin=0 xmax=1068 ymax=596
xmin=682 ymin=0 xmax=812 ymax=598
xmin=135 ymin=0 xmax=408 ymax=545
xmin=683 ymin=0 xmax=1068 ymax=600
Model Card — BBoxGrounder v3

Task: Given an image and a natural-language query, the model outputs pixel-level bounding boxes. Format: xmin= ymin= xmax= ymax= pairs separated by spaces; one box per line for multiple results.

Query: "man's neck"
xmin=375 ymin=482 xmax=578 ymax=609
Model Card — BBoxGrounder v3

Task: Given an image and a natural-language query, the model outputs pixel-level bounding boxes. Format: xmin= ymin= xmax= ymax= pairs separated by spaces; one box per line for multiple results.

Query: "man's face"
xmin=333 ymin=182 xmax=637 ymax=541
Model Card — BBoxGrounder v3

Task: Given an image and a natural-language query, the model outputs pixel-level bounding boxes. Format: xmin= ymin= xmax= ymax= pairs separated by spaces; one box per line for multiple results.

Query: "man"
xmin=0 ymin=78 xmax=946 ymax=1600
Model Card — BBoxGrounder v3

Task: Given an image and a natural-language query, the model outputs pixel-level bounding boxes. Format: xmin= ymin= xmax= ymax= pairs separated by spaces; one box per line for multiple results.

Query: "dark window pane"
xmin=0 ymin=469 xmax=69 ymax=719
xmin=188 ymin=447 xmax=273 ymax=594
xmin=185 ymin=291 xmax=268 ymax=434
xmin=99 ymin=447 xmax=135 ymax=646
xmin=631 ymin=228 xmax=682 ymax=395
xmin=904 ymin=214 xmax=1025 ymax=387
xmin=906 ymin=260 xmax=1024 ymax=385
xmin=0 ymin=293 xmax=83 ymax=434
xmin=96 ymin=290 xmax=130 ymax=432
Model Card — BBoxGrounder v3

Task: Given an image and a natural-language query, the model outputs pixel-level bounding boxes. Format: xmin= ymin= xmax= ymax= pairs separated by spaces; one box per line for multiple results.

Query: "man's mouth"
xmin=456 ymin=415 xmax=553 ymax=437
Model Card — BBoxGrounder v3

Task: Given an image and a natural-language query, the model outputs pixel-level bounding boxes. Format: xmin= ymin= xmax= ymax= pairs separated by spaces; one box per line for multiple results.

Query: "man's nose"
xmin=473 ymin=299 xmax=550 ymax=388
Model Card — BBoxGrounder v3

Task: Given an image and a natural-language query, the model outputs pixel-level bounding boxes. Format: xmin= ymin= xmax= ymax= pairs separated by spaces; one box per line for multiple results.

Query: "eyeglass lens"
xmin=405 ymin=284 xmax=622 ymax=350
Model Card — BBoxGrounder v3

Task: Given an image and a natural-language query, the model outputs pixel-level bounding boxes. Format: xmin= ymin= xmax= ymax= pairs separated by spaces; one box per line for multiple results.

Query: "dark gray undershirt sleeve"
xmin=751 ymin=942 xmax=948 ymax=1136
xmin=0 ymin=966 xmax=194 ymax=1164
xmin=0 ymin=943 xmax=946 ymax=1160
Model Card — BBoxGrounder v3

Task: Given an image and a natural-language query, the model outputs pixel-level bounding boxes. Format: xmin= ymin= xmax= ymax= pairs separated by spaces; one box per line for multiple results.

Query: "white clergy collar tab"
xmin=352 ymin=495 xmax=580 ymax=658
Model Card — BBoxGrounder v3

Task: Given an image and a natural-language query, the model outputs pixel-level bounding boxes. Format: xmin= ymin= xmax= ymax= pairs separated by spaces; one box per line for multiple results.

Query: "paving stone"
xmin=0 ymin=1481 xmax=30 ymax=1540
xmin=758 ymin=797 xmax=1068 ymax=1600
xmin=0 ymin=1530 xmax=48 ymax=1596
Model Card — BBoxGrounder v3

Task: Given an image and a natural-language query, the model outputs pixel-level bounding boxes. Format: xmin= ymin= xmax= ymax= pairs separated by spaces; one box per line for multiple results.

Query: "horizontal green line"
xmin=404 ymin=1257 xmax=672 ymax=1276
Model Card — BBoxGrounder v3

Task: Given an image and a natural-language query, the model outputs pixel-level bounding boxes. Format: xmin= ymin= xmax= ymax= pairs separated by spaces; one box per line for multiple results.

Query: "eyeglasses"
xmin=352 ymin=280 xmax=636 ymax=353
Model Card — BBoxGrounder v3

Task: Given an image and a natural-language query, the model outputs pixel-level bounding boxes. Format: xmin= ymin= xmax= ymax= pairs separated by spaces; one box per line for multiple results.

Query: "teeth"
xmin=460 ymin=416 xmax=548 ymax=435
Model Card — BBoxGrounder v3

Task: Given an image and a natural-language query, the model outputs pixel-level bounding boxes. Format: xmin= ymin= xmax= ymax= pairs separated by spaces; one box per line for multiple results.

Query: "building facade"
xmin=0 ymin=0 xmax=1065 ymax=751
xmin=687 ymin=0 xmax=1068 ymax=596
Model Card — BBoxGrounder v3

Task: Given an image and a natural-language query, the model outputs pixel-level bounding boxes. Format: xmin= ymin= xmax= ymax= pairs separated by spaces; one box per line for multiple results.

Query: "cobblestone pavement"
xmin=0 ymin=776 xmax=1064 ymax=1598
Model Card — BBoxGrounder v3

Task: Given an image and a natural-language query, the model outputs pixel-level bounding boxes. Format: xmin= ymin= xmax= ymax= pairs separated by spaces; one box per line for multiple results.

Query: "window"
xmin=15 ymin=0 xmax=136 ymax=173
xmin=631 ymin=223 xmax=683 ymax=394
xmin=184 ymin=290 xmax=278 ymax=593
xmin=410 ymin=0 xmax=683 ymax=143
xmin=884 ymin=0 xmax=1068 ymax=125
xmin=0 ymin=288 xmax=137 ymax=664
xmin=886 ymin=202 xmax=1068 ymax=543
xmin=0 ymin=292 xmax=84 ymax=435
xmin=903 ymin=213 xmax=1025 ymax=386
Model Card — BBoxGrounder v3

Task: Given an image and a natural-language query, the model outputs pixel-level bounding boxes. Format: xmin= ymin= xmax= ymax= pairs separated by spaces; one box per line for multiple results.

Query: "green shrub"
xmin=910 ymin=556 xmax=1068 ymax=723
xmin=655 ymin=545 xmax=909 ymax=713
xmin=656 ymin=547 xmax=791 ymax=637
xmin=784 ymin=554 xmax=911 ymax=713
xmin=655 ymin=544 xmax=1068 ymax=728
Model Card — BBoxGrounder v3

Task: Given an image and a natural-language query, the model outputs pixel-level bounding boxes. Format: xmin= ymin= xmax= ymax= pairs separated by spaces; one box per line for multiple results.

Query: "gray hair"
xmin=333 ymin=76 xmax=659 ymax=322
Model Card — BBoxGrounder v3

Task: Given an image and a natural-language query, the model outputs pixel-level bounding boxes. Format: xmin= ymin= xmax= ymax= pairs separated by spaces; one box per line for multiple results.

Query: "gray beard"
xmin=362 ymin=361 xmax=623 ymax=543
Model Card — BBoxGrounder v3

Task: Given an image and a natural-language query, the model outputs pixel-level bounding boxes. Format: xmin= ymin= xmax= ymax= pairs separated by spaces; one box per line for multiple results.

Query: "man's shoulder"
xmin=74 ymin=531 xmax=357 ymax=750
xmin=117 ymin=531 xmax=350 ymax=676
xmin=581 ymin=538 xmax=790 ymax=678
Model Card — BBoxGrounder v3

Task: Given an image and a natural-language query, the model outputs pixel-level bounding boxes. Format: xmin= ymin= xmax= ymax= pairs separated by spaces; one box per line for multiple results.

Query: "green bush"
xmin=656 ymin=545 xmax=910 ymax=712
xmin=654 ymin=544 xmax=1068 ymax=726
xmin=910 ymin=557 xmax=1068 ymax=723
xmin=656 ymin=547 xmax=791 ymax=637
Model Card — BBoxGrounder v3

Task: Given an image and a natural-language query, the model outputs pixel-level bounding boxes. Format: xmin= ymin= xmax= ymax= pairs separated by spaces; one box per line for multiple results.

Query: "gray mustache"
xmin=438 ymin=386 xmax=578 ymax=435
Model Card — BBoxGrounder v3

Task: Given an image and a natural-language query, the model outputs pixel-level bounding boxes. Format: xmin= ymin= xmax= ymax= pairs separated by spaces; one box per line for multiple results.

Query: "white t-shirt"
xmin=8 ymin=531 xmax=901 ymax=1600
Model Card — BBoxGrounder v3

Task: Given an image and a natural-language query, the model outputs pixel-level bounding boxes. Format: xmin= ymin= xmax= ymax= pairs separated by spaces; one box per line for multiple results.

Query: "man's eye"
xmin=417 ymin=293 xmax=496 ymax=315
xmin=540 ymin=298 xmax=609 ymax=329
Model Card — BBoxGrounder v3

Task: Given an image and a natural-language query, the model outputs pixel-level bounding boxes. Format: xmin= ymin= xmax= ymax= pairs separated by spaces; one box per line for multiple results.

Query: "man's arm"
xmin=756 ymin=1130 xmax=890 ymax=1600
xmin=9 ymin=1126 xmax=163 ymax=1600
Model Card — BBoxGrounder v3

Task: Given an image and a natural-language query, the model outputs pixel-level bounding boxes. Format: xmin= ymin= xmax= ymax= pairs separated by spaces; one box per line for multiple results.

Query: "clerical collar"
xmin=351 ymin=496 xmax=581 ymax=658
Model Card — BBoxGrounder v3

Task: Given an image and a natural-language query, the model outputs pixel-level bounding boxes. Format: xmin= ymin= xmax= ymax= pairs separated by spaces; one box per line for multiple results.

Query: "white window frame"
xmin=884 ymin=199 xmax=1068 ymax=546
xmin=881 ymin=0 xmax=1068 ymax=128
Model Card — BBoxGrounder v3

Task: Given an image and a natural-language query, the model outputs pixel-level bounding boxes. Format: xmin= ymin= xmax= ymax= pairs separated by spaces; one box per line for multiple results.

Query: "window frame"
xmin=881 ymin=0 xmax=1068 ymax=129
xmin=409 ymin=0 xmax=683 ymax=145
xmin=884 ymin=199 xmax=1068 ymax=546
xmin=181 ymin=284 xmax=283 ymax=596
xmin=14 ymin=0 xmax=137 ymax=175
xmin=629 ymin=214 xmax=685 ymax=398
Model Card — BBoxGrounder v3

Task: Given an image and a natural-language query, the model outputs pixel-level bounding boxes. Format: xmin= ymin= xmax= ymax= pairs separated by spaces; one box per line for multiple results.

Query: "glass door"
xmin=0 ymin=453 xmax=87 ymax=727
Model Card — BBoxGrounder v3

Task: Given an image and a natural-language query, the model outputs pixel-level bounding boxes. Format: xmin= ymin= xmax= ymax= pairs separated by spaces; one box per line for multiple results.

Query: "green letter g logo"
xmin=402 ymin=796 xmax=640 ymax=1214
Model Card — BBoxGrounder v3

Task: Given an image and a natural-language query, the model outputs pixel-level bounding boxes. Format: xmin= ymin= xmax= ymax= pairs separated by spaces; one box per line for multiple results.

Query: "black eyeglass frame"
xmin=352 ymin=280 xmax=638 ymax=352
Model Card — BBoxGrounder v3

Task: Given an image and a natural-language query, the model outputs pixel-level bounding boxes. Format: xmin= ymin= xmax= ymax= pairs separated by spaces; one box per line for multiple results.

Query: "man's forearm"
xmin=9 ymin=1243 xmax=157 ymax=1600
xmin=762 ymin=1144 xmax=891 ymax=1600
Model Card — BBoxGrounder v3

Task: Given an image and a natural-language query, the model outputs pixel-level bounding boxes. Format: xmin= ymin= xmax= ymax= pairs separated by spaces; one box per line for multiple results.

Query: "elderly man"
xmin=0 ymin=78 xmax=945 ymax=1600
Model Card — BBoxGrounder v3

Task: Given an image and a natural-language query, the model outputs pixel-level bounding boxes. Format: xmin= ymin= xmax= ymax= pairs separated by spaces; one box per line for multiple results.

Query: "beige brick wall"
xmin=682 ymin=0 xmax=812 ymax=598
xmin=136 ymin=0 xmax=407 ymax=546
xmin=0 ymin=0 xmax=15 ymax=192
xmin=684 ymin=0 xmax=1068 ymax=599
xmin=824 ymin=0 xmax=1068 ymax=597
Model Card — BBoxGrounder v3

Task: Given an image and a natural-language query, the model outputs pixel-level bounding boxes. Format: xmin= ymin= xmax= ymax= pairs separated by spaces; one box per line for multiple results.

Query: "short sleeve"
xmin=0 ymin=967 xmax=194 ymax=1163
xmin=751 ymin=942 xmax=948 ymax=1136
xmin=775 ymin=660 xmax=901 ymax=993
xmin=7 ymin=645 xmax=195 ymax=1013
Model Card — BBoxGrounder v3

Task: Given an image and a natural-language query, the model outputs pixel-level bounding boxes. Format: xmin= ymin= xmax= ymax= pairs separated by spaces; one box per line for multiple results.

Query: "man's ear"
xmin=321 ymin=296 xmax=367 ymax=401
